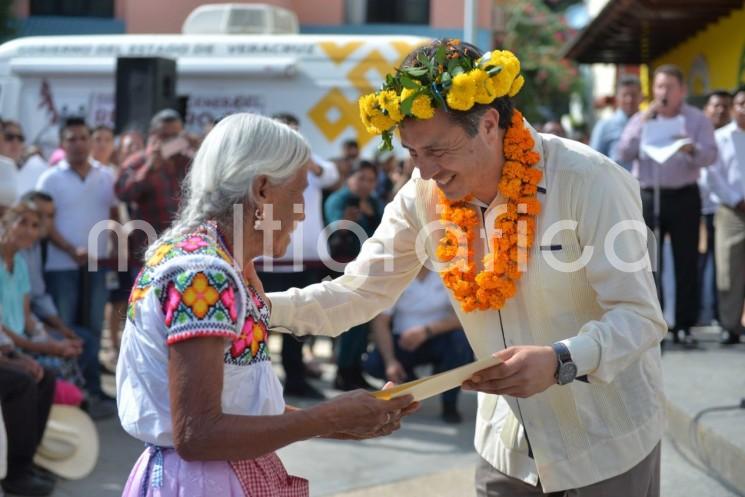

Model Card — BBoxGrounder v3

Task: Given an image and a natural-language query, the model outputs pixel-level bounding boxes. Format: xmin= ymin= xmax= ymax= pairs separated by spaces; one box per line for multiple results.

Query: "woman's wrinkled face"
xmin=258 ymin=163 xmax=308 ymax=258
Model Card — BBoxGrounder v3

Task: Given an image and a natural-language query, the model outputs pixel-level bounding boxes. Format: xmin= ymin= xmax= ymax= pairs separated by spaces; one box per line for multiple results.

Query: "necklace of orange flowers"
xmin=436 ymin=109 xmax=542 ymax=313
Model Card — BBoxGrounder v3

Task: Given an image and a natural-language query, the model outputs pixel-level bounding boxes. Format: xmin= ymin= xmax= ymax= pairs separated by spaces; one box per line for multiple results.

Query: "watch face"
xmin=558 ymin=362 xmax=578 ymax=385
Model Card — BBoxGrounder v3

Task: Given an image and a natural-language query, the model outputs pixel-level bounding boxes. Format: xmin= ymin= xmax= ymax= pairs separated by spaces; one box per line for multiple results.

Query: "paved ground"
xmin=44 ymin=332 xmax=743 ymax=497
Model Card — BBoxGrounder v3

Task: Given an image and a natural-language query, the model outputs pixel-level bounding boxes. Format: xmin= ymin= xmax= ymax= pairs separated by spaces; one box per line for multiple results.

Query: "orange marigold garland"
xmin=436 ymin=110 xmax=542 ymax=312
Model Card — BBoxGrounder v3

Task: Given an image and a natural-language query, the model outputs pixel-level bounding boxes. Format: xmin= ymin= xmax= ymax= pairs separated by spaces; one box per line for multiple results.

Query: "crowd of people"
xmin=0 ymin=104 xmax=448 ymax=495
xmin=590 ymin=67 xmax=745 ymax=347
xmin=0 ymin=49 xmax=742 ymax=496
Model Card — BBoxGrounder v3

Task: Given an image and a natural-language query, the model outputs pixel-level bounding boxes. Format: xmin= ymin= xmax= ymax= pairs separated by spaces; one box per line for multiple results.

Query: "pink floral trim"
xmin=166 ymin=329 xmax=237 ymax=345
xmin=163 ymin=282 xmax=181 ymax=327
xmin=221 ymin=286 xmax=238 ymax=322
xmin=177 ymin=236 xmax=210 ymax=252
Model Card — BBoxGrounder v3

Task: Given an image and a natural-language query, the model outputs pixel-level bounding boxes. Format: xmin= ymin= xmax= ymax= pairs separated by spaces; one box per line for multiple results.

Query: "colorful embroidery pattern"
xmin=162 ymin=268 xmax=237 ymax=344
xmin=126 ymin=229 xmax=271 ymax=367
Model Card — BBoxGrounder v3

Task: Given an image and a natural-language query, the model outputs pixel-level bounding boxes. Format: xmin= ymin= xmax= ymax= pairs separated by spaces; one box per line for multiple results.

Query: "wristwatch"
xmin=552 ymin=342 xmax=577 ymax=385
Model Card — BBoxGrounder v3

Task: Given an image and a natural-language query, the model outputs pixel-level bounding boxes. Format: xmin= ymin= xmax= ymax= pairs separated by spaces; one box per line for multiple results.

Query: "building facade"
xmin=10 ymin=0 xmax=496 ymax=49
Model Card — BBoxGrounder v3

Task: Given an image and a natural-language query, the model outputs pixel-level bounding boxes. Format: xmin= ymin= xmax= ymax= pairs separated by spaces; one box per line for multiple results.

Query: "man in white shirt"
xmin=36 ymin=117 xmax=119 ymax=404
xmin=267 ymin=40 xmax=666 ymax=496
xmin=365 ymin=267 xmax=473 ymax=423
xmin=1 ymin=121 xmax=49 ymax=197
xmin=705 ymin=86 xmax=745 ymax=345
xmin=0 ymin=126 xmax=18 ymax=215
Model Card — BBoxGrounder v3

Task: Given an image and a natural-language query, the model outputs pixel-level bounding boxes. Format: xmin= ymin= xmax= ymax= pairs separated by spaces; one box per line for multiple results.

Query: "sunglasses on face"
xmin=4 ymin=133 xmax=24 ymax=142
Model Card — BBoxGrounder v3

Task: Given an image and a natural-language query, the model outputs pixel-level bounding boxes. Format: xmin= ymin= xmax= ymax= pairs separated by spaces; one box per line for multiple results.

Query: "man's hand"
xmin=72 ymin=247 xmax=88 ymax=267
xmin=642 ymin=101 xmax=664 ymax=122
xmin=462 ymin=346 xmax=557 ymax=398
xmin=398 ymin=326 xmax=428 ymax=352
xmin=145 ymin=136 xmax=165 ymax=171
xmin=342 ymin=206 xmax=360 ymax=221
xmin=679 ymin=143 xmax=695 ymax=156
xmin=308 ymin=160 xmax=323 ymax=177
xmin=47 ymin=339 xmax=81 ymax=358
xmin=385 ymin=360 xmax=407 ymax=384
xmin=9 ymin=354 xmax=44 ymax=383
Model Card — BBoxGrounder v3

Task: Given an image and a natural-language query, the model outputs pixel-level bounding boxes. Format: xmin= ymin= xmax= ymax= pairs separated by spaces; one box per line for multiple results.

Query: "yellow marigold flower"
xmin=469 ymin=69 xmax=496 ymax=104
xmin=400 ymin=87 xmax=435 ymax=120
xmin=446 ymin=72 xmax=476 ymax=111
xmin=481 ymin=50 xmax=521 ymax=98
xmin=359 ymin=92 xmax=395 ymax=134
xmin=492 ymin=70 xmax=513 ymax=99
xmin=377 ymin=90 xmax=403 ymax=122
xmin=358 ymin=93 xmax=381 ymax=134
xmin=369 ymin=112 xmax=396 ymax=133
xmin=508 ymin=75 xmax=525 ymax=97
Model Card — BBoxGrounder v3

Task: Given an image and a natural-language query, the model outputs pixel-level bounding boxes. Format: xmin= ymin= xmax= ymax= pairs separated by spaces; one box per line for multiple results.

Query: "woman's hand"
xmin=313 ymin=389 xmax=418 ymax=440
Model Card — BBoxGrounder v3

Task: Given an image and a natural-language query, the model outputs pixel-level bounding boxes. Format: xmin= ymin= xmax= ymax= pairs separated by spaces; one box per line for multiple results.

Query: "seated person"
xmin=0 ymin=326 xmax=56 ymax=497
xmin=364 ymin=266 xmax=474 ymax=423
xmin=0 ymin=202 xmax=85 ymax=383
xmin=18 ymin=191 xmax=114 ymax=418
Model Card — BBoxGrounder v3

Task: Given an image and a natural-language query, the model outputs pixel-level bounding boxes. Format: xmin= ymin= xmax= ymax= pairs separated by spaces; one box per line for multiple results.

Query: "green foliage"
xmin=498 ymin=0 xmax=583 ymax=123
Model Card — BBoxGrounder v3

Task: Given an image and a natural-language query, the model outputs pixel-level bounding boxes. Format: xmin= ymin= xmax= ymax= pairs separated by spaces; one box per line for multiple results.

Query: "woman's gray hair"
xmin=145 ymin=113 xmax=310 ymax=259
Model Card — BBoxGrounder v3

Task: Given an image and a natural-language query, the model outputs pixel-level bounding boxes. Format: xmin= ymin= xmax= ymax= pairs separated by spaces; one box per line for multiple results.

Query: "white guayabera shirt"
xmin=268 ymin=122 xmax=667 ymax=493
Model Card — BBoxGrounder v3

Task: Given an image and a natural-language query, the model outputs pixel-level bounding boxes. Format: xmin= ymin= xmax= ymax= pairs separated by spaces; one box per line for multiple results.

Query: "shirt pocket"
xmin=533 ymin=229 xmax=592 ymax=327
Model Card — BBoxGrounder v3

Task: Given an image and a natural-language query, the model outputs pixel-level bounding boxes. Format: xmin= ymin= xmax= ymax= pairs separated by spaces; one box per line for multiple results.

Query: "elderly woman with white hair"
xmin=117 ymin=113 xmax=415 ymax=497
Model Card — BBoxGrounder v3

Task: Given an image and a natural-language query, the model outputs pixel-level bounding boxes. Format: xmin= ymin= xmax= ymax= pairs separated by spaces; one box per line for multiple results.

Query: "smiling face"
xmin=5 ymin=208 xmax=41 ymax=250
xmin=251 ymin=163 xmax=309 ymax=258
xmin=399 ymin=107 xmax=504 ymax=203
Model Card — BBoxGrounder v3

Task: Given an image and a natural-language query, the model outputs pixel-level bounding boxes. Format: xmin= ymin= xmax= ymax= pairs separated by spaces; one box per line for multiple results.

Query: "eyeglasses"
xmin=4 ymin=133 xmax=24 ymax=142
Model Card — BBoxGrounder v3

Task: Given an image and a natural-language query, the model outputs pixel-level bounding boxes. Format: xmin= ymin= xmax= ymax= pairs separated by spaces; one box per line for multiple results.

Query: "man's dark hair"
xmin=20 ymin=190 xmax=54 ymax=204
xmin=733 ymin=85 xmax=745 ymax=100
xmin=653 ymin=64 xmax=685 ymax=85
xmin=59 ymin=116 xmax=89 ymax=141
xmin=705 ymin=89 xmax=732 ymax=101
xmin=401 ymin=38 xmax=514 ymax=135
xmin=617 ymin=75 xmax=641 ymax=90
xmin=342 ymin=139 xmax=359 ymax=149
xmin=272 ymin=113 xmax=300 ymax=128
xmin=353 ymin=160 xmax=377 ymax=176
xmin=149 ymin=109 xmax=182 ymax=132
xmin=92 ymin=124 xmax=114 ymax=135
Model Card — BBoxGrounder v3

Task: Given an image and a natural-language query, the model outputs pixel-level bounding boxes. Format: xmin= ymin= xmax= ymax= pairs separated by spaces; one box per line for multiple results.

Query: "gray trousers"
xmin=714 ymin=206 xmax=745 ymax=334
xmin=475 ymin=442 xmax=661 ymax=497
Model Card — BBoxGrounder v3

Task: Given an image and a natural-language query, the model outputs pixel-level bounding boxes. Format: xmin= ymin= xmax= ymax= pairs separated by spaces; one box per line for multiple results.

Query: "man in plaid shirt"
xmin=115 ymin=110 xmax=195 ymax=269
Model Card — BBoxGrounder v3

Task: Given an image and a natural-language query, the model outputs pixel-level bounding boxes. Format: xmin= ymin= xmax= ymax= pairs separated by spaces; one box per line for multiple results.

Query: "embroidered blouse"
xmin=116 ymin=227 xmax=285 ymax=447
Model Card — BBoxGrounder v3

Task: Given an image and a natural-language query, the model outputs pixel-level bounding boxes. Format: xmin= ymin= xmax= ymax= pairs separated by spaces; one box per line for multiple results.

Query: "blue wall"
xmin=16 ymin=16 xmax=125 ymax=37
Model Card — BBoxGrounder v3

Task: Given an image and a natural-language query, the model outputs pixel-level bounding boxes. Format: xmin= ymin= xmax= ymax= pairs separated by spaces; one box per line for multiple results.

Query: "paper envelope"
xmin=372 ymin=355 xmax=502 ymax=402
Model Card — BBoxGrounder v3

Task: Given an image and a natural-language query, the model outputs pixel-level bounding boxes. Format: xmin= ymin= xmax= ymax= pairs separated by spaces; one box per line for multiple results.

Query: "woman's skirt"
xmin=122 ymin=446 xmax=308 ymax=497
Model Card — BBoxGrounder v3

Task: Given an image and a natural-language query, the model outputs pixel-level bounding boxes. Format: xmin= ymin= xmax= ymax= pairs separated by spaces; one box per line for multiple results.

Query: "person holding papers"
xmin=705 ymin=86 xmax=745 ymax=345
xmin=617 ymin=64 xmax=717 ymax=347
xmin=269 ymin=39 xmax=667 ymax=496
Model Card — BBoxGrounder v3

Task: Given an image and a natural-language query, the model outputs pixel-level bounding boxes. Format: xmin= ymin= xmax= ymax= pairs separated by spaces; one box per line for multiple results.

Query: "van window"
xmin=31 ymin=0 xmax=114 ymax=18
xmin=364 ymin=0 xmax=429 ymax=25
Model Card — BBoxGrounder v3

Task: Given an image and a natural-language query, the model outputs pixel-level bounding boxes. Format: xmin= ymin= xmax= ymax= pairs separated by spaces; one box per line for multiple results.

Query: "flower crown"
xmin=359 ymin=40 xmax=525 ymax=150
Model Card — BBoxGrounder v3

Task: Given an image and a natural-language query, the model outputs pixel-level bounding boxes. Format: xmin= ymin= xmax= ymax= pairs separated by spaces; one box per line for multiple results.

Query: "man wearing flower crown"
xmin=268 ymin=39 xmax=666 ymax=496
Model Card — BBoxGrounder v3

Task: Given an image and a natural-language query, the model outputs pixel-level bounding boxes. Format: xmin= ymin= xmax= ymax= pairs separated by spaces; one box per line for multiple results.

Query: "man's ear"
xmin=251 ymin=175 xmax=271 ymax=205
xmin=481 ymin=107 xmax=501 ymax=143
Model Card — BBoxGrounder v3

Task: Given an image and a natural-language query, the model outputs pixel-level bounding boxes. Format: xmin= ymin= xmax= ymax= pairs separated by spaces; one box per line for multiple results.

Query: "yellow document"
xmin=372 ymin=355 xmax=502 ymax=402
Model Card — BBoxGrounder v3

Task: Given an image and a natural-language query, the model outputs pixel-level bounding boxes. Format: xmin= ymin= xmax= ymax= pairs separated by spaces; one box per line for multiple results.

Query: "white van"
xmin=0 ymin=32 xmax=427 ymax=159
